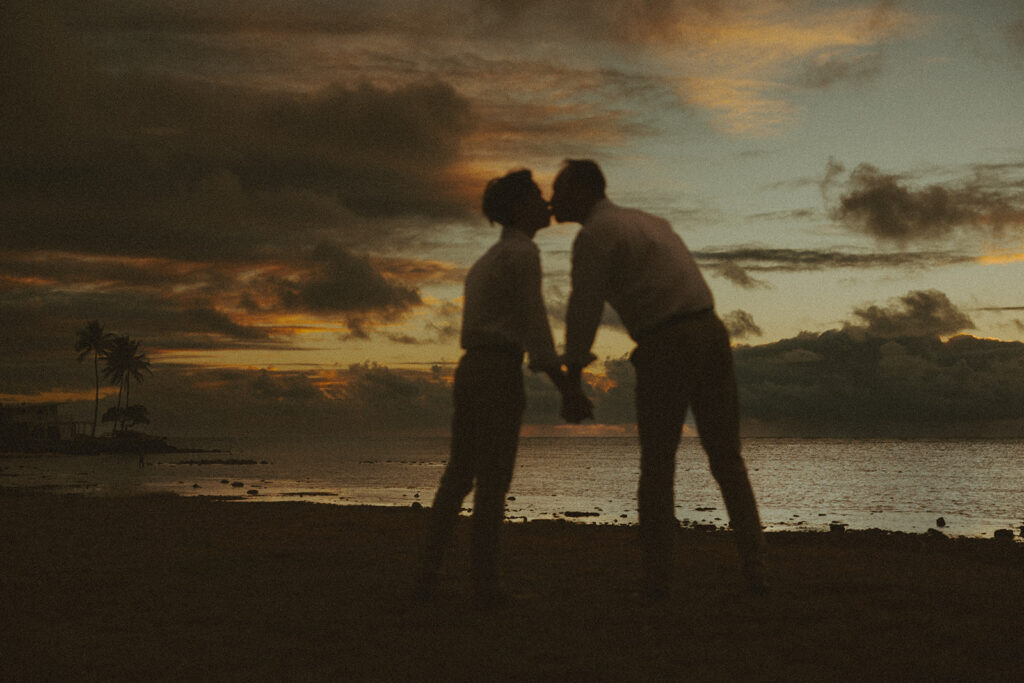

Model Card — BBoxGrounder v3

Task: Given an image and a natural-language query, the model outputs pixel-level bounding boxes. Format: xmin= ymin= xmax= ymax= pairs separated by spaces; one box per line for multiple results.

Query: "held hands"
xmin=544 ymin=364 xmax=593 ymax=424
xmin=560 ymin=387 xmax=594 ymax=424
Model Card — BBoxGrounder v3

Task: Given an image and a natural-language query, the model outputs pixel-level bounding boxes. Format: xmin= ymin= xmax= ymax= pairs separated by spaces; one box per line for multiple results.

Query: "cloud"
xmin=694 ymin=246 xmax=975 ymax=274
xmin=827 ymin=162 xmax=1024 ymax=243
xmin=711 ymin=262 xmax=772 ymax=289
xmin=734 ymin=330 xmax=1024 ymax=437
xmin=847 ymin=290 xmax=974 ymax=338
xmin=722 ymin=310 xmax=764 ymax=340
xmin=1008 ymin=18 xmax=1024 ymax=57
xmin=274 ymin=243 xmax=422 ymax=315
xmin=794 ymin=50 xmax=884 ymax=88
xmin=565 ymin=289 xmax=1023 ymax=437
xmin=2 ymin=3 xmax=476 ymax=261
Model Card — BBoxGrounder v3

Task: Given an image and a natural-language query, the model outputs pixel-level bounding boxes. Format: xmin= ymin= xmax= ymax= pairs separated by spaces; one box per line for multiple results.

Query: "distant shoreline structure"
xmin=0 ymin=402 xmax=220 ymax=456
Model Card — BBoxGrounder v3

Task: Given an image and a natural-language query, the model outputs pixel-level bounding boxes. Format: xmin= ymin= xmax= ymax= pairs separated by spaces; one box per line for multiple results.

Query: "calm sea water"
xmin=2 ymin=437 xmax=1022 ymax=539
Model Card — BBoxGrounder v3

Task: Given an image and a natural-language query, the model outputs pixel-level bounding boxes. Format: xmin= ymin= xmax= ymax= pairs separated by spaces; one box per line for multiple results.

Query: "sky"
xmin=3 ymin=0 xmax=1024 ymax=438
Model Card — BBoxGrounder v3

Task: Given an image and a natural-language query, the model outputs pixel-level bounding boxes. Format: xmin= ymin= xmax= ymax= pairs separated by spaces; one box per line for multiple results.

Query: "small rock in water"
xmin=936 ymin=517 xmax=946 ymax=528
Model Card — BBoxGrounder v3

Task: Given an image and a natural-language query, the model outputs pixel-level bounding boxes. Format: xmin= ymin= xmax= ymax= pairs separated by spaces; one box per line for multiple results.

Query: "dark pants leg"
xmin=419 ymin=352 xmax=524 ymax=595
xmin=690 ymin=319 xmax=765 ymax=584
xmin=632 ymin=314 xmax=765 ymax=593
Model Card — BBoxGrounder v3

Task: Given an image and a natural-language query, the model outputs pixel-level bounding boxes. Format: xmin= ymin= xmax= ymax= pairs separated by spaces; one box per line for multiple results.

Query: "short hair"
xmin=482 ymin=169 xmax=536 ymax=226
xmin=559 ymin=159 xmax=606 ymax=196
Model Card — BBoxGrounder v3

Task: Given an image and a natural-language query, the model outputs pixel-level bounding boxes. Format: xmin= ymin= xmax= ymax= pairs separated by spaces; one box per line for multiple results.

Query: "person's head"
xmin=482 ymin=169 xmax=551 ymax=236
xmin=550 ymin=159 xmax=606 ymax=224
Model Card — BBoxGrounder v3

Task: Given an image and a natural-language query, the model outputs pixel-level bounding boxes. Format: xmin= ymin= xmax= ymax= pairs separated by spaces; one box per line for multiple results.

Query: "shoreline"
xmin=4 ymin=479 xmax=1023 ymax=542
xmin=2 ymin=490 xmax=1023 ymax=680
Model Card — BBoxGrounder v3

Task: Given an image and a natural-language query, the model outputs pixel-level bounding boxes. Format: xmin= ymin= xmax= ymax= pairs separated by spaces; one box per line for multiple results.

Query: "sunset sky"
xmin=3 ymin=0 xmax=1023 ymax=438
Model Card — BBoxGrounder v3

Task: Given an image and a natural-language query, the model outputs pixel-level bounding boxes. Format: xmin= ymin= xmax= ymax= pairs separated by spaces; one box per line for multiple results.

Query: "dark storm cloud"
xmin=710 ymin=262 xmax=771 ymax=289
xmin=795 ymin=51 xmax=884 ymax=88
xmin=693 ymin=246 xmax=974 ymax=275
xmin=562 ymin=289 xmax=1024 ymax=437
xmin=722 ymin=310 xmax=763 ymax=340
xmin=826 ymin=162 xmax=1024 ymax=243
xmin=91 ymin=363 xmax=457 ymax=438
xmin=848 ymin=290 xmax=974 ymax=338
xmin=723 ymin=288 xmax=1024 ymax=436
xmin=274 ymin=243 xmax=422 ymax=315
xmin=2 ymin=2 xmax=475 ymax=262
xmin=733 ymin=330 xmax=1024 ymax=437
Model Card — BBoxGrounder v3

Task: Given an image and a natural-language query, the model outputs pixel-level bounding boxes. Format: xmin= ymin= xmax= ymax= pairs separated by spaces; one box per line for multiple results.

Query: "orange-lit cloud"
xmin=979 ymin=252 xmax=1024 ymax=265
xmin=659 ymin=1 xmax=916 ymax=136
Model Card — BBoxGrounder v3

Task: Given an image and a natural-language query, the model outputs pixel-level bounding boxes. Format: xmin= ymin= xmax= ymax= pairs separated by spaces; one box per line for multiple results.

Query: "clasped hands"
xmin=560 ymin=386 xmax=593 ymax=424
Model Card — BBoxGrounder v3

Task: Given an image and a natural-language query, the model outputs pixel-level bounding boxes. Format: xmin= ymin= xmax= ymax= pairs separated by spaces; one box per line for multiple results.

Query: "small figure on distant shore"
xmin=551 ymin=159 xmax=767 ymax=598
xmin=415 ymin=169 xmax=590 ymax=608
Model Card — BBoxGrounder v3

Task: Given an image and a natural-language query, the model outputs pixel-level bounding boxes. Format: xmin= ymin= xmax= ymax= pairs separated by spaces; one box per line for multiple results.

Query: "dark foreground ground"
xmin=1 ymin=491 xmax=1022 ymax=681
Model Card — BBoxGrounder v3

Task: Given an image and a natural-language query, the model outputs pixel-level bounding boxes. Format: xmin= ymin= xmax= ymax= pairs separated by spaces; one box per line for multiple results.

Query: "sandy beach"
xmin=1 ymin=490 xmax=1022 ymax=681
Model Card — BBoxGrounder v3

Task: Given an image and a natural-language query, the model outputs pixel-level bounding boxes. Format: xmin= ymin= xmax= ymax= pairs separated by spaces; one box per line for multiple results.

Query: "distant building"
xmin=0 ymin=403 xmax=87 ymax=447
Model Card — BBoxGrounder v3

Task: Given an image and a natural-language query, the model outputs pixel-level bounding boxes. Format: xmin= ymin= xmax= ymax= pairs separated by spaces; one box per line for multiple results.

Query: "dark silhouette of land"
xmin=1 ymin=492 xmax=1021 ymax=680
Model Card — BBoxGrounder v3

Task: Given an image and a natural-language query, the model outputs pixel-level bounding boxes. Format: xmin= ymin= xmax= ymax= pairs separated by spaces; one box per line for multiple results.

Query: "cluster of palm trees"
xmin=74 ymin=321 xmax=153 ymax=438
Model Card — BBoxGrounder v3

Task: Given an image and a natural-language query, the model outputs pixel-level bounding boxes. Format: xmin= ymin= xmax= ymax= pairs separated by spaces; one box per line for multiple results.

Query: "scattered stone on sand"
xmin=926 ymin=528 xmax=947 ymax=540
xmin=221 ymin=479 xmax=230 ymax=484
xmin=563 ymin=511 xmax=599 ymax=518
xmin=507 ymin=496 xmax=516 ymax=501
xmin=936 ymin=517 xmax=946 ymax=528
xmin=247 ymin=490 xmax=259 ymax=496
xmin=411 ymin=501 xmax=422 ymax=509
xmin=830 ymin=523 xmax=847 ymax=534
xmin=993 ymin=529 xmax=1014 ymax=542
xmin=231 ymin=482 xmax=244 ymax=488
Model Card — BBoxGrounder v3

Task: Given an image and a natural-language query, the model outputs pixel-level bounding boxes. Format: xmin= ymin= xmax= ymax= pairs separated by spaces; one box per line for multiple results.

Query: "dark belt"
xmin=635 ymin=307 xmax=714 ymax=343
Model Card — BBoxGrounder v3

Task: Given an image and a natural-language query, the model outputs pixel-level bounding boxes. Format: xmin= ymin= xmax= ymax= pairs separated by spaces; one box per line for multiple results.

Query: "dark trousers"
xmin=630 ymin=311 xmax=765 ymax=592
xmin=421 ymin=350 xmax=525 ymax=593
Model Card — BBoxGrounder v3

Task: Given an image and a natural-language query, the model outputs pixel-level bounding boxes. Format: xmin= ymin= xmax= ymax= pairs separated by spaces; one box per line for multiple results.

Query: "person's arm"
xmin=560 ymin=229 xmax=612 ymax=423
xmin=515 ymin=243 xmax=593 ymax=420
xmin=559 ymin=363 xmax=592 ymax=423
xmin=516 ymin=243 xmax=561 ymax=376
xmin=563 ymin=228 xmax=609 ymax=370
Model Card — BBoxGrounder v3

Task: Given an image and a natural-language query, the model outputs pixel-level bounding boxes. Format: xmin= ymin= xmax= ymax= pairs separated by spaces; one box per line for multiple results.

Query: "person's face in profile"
xmin=518 ymin=182 xmax=552 ymax=234
xmin=549 ymin=172 xmax=584 ymax=224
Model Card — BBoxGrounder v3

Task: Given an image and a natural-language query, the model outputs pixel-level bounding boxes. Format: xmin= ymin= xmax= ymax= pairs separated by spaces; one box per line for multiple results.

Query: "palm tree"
xmin=75 ymin=321 xmax=114 ymax=437
xmin=102 ymin=336 xmax=152 ymax=433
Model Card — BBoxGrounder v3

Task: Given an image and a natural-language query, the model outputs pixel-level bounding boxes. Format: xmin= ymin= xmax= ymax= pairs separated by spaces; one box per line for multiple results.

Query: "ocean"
xmin=2 ymin=437 xmax=1022 ymax=539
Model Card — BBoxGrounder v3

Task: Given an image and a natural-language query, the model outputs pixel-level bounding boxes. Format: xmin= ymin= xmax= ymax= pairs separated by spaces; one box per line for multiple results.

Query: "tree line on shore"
xmin=74 ymin=321 xmax=152 ymax=438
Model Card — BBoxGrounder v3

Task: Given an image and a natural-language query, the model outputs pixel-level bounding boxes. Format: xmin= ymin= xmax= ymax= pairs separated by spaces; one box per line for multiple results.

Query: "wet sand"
xmin=1 ymin=490 xmax=1022 ymax=681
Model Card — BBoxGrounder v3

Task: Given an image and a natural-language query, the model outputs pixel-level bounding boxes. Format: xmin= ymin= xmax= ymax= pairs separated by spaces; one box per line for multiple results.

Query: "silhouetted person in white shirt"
xmin=552 ymin=159 xmax=766 ymax=598
xmin=416 ymin=169 xmax=586 ymax=608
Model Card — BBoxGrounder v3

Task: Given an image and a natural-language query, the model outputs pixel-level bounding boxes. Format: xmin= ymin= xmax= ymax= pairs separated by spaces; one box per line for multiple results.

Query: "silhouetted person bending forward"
xmin=551 ymin=159 xmax=767 ymax=598
xmin=416 ymin=170 xmax=581 ymax=608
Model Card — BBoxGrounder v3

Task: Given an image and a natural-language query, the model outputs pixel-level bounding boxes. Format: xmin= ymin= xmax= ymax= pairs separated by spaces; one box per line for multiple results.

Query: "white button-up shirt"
xmin=460 ymin=228 xmax=561 ymax=372
xmin=564 ymin=199 xmax=714 ymax=367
